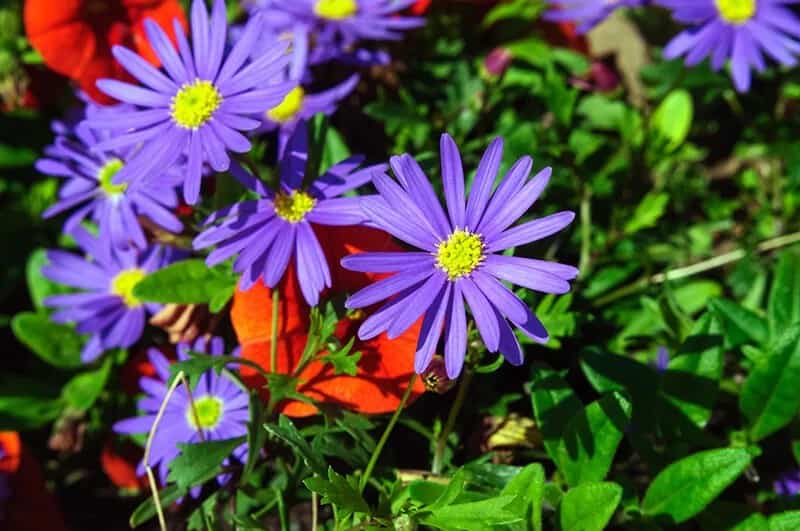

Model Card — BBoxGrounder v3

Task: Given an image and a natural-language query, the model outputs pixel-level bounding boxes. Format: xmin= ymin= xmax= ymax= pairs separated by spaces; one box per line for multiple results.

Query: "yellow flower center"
xmin=97 ymin=159 xmax=127 ymax=196
xmin=435 ymin=230 xmax=485 ymax=280
xmin=110 ymin=268 xmax=146 ymax=308
xmin=171 ymin=80 xmax=222 ymax=129
xmin=274 ymin=191 xmax=316 ymax=223
xmin=314 ymin=0 xmax=358 ymax=20
xmin=186 ymin=395 xmax=223 ymax=430
xmin=715 ymin=0 xmax=756 ymax=24
xmin=266 ymin=86 xmax=305 ymax=123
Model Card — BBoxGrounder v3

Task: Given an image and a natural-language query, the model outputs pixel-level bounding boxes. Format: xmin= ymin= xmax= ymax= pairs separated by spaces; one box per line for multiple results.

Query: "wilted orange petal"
xmin=101 ymin=438 xmax=147 ymax=491
xmin=0 ymin=431 xmax=21 ymax=473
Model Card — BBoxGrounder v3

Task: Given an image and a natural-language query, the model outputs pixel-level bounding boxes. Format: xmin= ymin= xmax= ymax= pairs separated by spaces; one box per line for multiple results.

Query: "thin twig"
xmin=432 ymin=369 xmax=472 ymax=474
xmin=312 ymin=491 xmax=319 ymax=531
xmin=144 ymin=370 xmax=188 ymax=531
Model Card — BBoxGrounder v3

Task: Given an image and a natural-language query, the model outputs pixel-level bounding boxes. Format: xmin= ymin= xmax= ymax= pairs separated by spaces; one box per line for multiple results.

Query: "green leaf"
xmin=500 ymin=463 xmax=545 ymax=531
xmin=12 ymin=312 xmax=83 ymax=369
xmin=529 ymin=367 xmax=582 ymax=464
xmin=651 ymin=89 xmax=693 ymax=150
xmin=740 ymin=324 xmax=800 ymax=440
xmin=0 ymin=375 xmax=64 ymax=429
xmin=556 ymin=392 xmax=632 ymax=486
xmin=133 ymin=259 xmax=237 ymax=305
xmin=709 ymin=298 xmax=768 ymax=347
xmin=769 ymin=511 xmax=800 ymax=531
xmin=559 ymin=481 xmax=622 ymax=531
xmin=319 ymin=337 xmax=361 ymax=376
xmin=320 ymin=125 xmax=350 ymax=174
xmin=26 ymin=249 xmax=70 ymax=310
xmin=624 ymin=192 xmax=669 ymax=234
xmin=264 ymin=415 xmax=326 ymax=476
xmin=661 ymin=313 xmax=723 ymax=427
xmin=641 ymin=448 xmax=752 ymax=524
xmin=168 ymin=437 xmax=246 ymax=491
xmin=129 ymin=484 xmax=184 ymax=528
xmin=768 ymin=251 xmax=800 ymax=336
xmin=62 ymin=358 xmax=111 ymax=411
xmin=422 ymin=495 xmax=522 ymax=531
xmin=303 ymin=467 xmax=369 ymax=516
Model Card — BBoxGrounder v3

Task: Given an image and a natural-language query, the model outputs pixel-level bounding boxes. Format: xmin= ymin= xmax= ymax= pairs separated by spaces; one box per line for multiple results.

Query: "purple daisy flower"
xmin=659 ymin=0 xmax=800 ymax=92
xmin=341 ymin=134 xmax=578 ymax=379
xmin=251 ymin=0 xmax=423 ymax=67
xmin=544 ymin=0 xmax=648 ymax=34
xmin=38 ymin=104 xmax=183 ymax=250
xmin=775 ymin=468 xmax=800 ymax=497
xmin=113 ymin=336 xmax=249 ymax=493
xmin=86 ymin=0 xmax=295 ymax=204
xmin=260 ymin=73 xmax=360 ymax=152
xmin=194 ymin=121 xmax=385 ymax=306
xmin=42 ymin=227 xmax=180 ymax=362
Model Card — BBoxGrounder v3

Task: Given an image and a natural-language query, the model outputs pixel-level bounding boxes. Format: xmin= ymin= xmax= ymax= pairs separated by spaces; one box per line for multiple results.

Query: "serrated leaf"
xmin=320 ymin=337 xmax=361 ymax=376
xmin=303 ymin=466 xmax=369 ymax=516
xmin=709 ymin=298 xmax=768 ymax=347
xmin=740 ymin=324 xmax=800 ymax=441
xmin=129 ymin=484 xmax=184 ymax=528
xmin=62 ymin=358 xmax=111 ymax=411
xmin=556 ymin=392 xmax=632 ymax=486
xmin=168 ymin=437 xmax=245 ymax=491
xmin=133 ymin=259 xmax=237 ymax=305
xmin=12 ymin=312 xmax=83 ymax=369
xmin=422 ymin=495 xmax=522 ymax=531
xmin=641 ymin=448 xmax=752 ymax=524
xmin=264 ymin=415 xmax=326 ymax=476
xmin=768 ymin=251 xmax=800 ymax=336
xmin=624 ymin=192 xmax=669 ymax=234
xmin=559 ymin=481 xmax=622 ymax=531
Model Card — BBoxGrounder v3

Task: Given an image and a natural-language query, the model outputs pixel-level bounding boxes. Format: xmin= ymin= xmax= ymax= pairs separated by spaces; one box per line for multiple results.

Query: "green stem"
xmin=595 ymin=230 xmax=800 ymax=306
xmin=432 ymin=369 xmax=473 ymax=474
xmin=579 ymin=185 xmax=592 ymax=278
xmin=359 ymin=373 xmax=418 ymax=493
xmin=270 ymin=288 xmax=280 ymax=373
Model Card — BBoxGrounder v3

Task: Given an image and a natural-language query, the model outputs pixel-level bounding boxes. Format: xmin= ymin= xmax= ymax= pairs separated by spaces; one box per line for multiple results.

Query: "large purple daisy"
xmin=113 ymin=336 xmax=249 ymax=492
xmin=38 ymin=103 xmax=183 ymax=250
xmin=42 ymin=227 xmax=180 ymax=362
xmin=544 ymin=0 xmax=648 ymax=34
xmin=194 ymin=121 xmax=385 ymax=306
xmin=659 ymin=0 xmax=800 ymax=92
xmin=86 ymin=0 xmax=295 ymax=204
xmin=341 ymin=134 xmax=578 ymax=379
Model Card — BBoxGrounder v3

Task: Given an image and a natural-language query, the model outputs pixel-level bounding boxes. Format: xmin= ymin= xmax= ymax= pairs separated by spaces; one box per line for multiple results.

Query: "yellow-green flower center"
xmin=171 ymin=80 xmax=222 ymax=129
xmin=97 ymin=158 xmax=127 ymax=196
xmin=266 ymin=86 xmax=305 ymax=123
xmin=274 ymin=191 xmax=316 ymax=223
xmin=715 ymin=0 xmax=756 ymax=24
xmin=186 ymin=395 xmax=223 ymax=430
xmin=435 ymin=230 xmax=485 ymax=280
xmin=110 ymin=268 xmax=146 ymax=308
xmin=314 ymin=0 xmax=358 ymax=20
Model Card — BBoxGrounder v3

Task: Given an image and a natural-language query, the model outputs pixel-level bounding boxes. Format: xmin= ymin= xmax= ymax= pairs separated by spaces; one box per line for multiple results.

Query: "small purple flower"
xmin=775 ymin=468 xmax=800 ymax=497
xmin=260 ymin=73 xmax=359 ymax=152
xmin=38 ymin=103 xmax=183 ymax=250
xmin=86 ymin=0 xmax=295 ymax=204
xmin=655 ymin=345 xmax=670 ymax=372
xmin=113 ymin=337 xmax=249 ymax=493
xmin=544 ymin=0 xmax=647 ymax=34
xmin=251 ymin=0 xmax=423 ymax=69
xmin=194 ymin=122 xmax=385 ymax=306
xmin=42 ymin=227 xmax=180 ymax=362
xmin=341 ymin=134 xmax=578 ymax=379
xmin=659 ymin=0 xmax=800 ymax=92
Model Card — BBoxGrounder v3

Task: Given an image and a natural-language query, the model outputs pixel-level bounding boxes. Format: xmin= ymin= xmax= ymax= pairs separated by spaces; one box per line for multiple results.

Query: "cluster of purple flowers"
xmin=546 ymin=0 xmax=800 ymax=92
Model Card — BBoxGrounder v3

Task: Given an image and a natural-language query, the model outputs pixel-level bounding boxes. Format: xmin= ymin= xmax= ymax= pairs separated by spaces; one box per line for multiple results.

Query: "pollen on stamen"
xmin=97 ymin=158 xmax=127 ymax=196
xmin=186 ymin=395 xmax=224 ymax=430
xmin=267 ymin=86 xmax=305 ymax=123
xmin=435 ymin=229 xmax=485 ymax=280
xmin=274 ymin=190 xmax=316 ymax=223
xmin=314 ymin=0 xmax=358 ymax=20
xmin=110 ymin=268 xmax=147 ymax=308
xmin=171 ymin=80 xmax=223 ymax=130
xmin=715 ymin=0 xmax=756 ymax=24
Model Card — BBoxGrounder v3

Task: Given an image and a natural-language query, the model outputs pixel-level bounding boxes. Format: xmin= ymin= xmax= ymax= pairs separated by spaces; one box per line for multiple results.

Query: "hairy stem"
xmin=432 ymin=368 xmax=473 ymax=475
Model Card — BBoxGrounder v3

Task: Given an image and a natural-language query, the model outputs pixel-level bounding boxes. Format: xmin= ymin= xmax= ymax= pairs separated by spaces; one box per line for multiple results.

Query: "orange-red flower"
xmin=101 ymin=438 xmax=147 ymax=492
xmin=232 ymin=226 xmax=425 ymax=417
xmin=0 ymin=432 xmax=69 ymax=531
xmin=24 ymin=0 xmax=187 ymax=104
